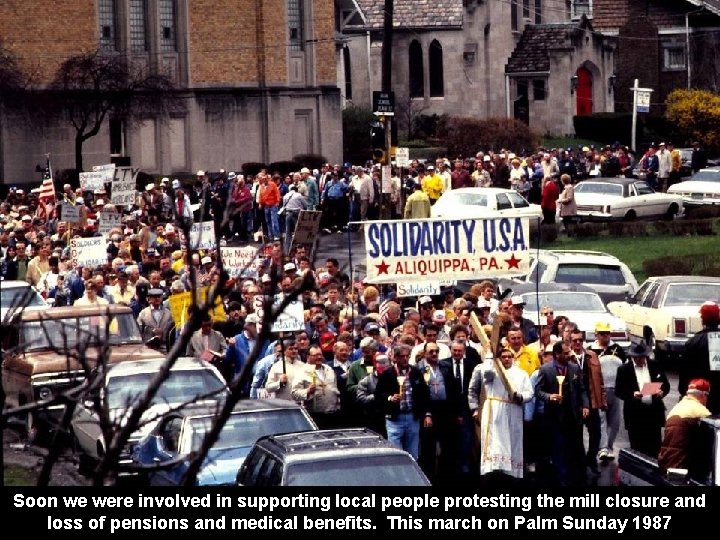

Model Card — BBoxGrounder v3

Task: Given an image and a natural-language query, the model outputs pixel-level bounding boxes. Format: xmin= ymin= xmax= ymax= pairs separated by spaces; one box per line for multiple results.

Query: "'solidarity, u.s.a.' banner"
xmin=363 ymin=217 xmax=531 ymax=284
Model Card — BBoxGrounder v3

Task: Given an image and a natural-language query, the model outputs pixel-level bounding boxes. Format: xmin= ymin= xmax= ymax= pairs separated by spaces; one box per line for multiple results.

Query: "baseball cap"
xmin=147 ymin=288 xmax=164 ymax=297
xmin=700 ymin=301 xmax=720 ymax=321
xmin=432 ymin=310 xmax=447 ymax=322
xmin=172 ymin=179 xmax=181 ymax=189
xmin=261 ymin=274 xmax=272 ymax=283
xmin=283 ymin=262 xmax=297 ymax=272
xmin=364 ymin=322 xmax=380 ymax=333
xmin=418 ymin=296 xmax=433 ymax=306
xmin=201 ymin=256 xmax=212 ymax=265
xmin=477 ymin=299 xmax=493 ymax=309
xmin=300 ymin=167 xmax=310 ymax=174
xmin=245 ymin=313 xmax=259 ymax=324
xmin=688 ymin=379 xmax=711 ymax=394
xmin=595 ymin=321 xmax=612 ymax=333
xmin=196 ymin=170 xmax=205 ymax=176
xmin=510 ymin=296 xmax=526 ymax=307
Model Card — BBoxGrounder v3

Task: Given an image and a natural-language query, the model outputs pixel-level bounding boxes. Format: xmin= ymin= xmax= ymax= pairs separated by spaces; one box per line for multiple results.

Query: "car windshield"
xmin=575 ymin=183 xmax=624 ymax=196
xmin=691 ymin=170 xmax=720 ymax=182
xmin=663 ymin=283 xmax=720 ymax=307
xmin=187 ymin=410 xmax=314 ymax=451
xmin=21 ymin=313 xmax=142 ymax=350
xmin=285 ymin=454 xmax=429 ymax=486
xmin=554 ymin=264 xmax=627 ymax=286
xmin=521 ymin=292 xmax=606 ymax=312
xmin=1 ymin=287 xmax=45 ymax=308
xmin=106 ymin=369 xmax=227 ymax=410
xmin=446 ymin=192 xmax=488 ymax=207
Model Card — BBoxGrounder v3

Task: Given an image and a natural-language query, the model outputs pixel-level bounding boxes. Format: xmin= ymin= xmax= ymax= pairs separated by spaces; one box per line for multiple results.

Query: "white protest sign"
xmin=253 ymin=294 xmax=305 ymax=332
xmin=60 ymin=203 xmax=81 ymax=224
xmin=395 ymin=147 xmax=410 ymax=167
xmin=396 ymin=281 xmax=442 ymax=297
xmin=221 ymin=246 xmax=263 ymax=277
xmin=363 ymin=217 xmax=531 ymax=284
xmin=70 ymin=237 xmax=107 ymax=268
xmin=98 ymin=210 xmax=122 ymax=237
xmin=190 ymin=221 xmax=217 ymax=249
xmin=110 ymin=167 xmax=138 ymax=206
xmin=382 ymin=165 xmax=392 ymax=194
xmin=709 ymin=332 xmax=720 ymax=372
xmin=292 ymin=210 xmax=322 ymax=246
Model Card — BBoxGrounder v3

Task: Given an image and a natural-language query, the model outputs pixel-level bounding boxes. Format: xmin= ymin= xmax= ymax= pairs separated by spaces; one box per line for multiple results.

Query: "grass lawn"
xmin=3 ymin=465 xmax=36 ymax=486
xmin=550 ymin=230 xmax=720 ymax=282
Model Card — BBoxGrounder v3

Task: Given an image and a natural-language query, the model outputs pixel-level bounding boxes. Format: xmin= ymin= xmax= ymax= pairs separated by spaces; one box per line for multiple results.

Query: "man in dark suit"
xmin=615 ymin=341 xmax=670 ymax=458
xmin=417 ymin=342 xmax=463 ymax=484
xmin=440 ymin=340 xmax=480 ymax=479
xmin=679 ymin=301 xmax=720 ymax=414
xmin=535 ymin=340 xmax=589 ymax=486
xmin=643 ymin=146 xmax=660 ymax=190
xmin=375 ymin=343 xmax=431 ymax=461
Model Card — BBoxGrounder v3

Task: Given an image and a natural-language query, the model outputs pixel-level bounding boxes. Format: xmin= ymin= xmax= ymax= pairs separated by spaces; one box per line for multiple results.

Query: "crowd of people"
xmin=0 ymin=142 xmax=716 ymax=486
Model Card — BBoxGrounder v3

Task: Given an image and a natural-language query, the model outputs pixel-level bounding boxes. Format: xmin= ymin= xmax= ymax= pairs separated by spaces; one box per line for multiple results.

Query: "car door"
xmin=506 ymin=191 xmax=540 ymax=221
xmin=633 ymin=181 xmax=663 ymax=217
xmin=72 ymin=384 xmax=102 ymax=459
xmin=149 ymin=416 xmax=185 ymax=486
xmin=626 ymin=281 xmax=660 ymax=339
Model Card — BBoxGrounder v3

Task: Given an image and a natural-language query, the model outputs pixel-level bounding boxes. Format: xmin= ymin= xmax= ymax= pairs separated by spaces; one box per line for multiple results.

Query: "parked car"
xmin=667 ymin=167 xmax=720 ymax=210
xmin=236 ymin=428 xmax=431 ymax=486
xmin=502 ymin=249 xmax=639 ymax=304
xmin=71 ymin=357 xmax=228 ymax=475
xmin=511 ymin=283 xmax=629 ymax=348
xmin=131 ymin=399 xmax=317 ymax=486
xmin=618 ymin=416 xmax=719 ymax=486
xmin=1 ymin=305 xmax=165 ymax=442
xmin=574 ymin=178 xmax=683 ymax=221
xmin=0 ymin=280 xmax=47 ymax=323
xmin=607 ymin=276 xmax=720 ymax=360
xmin=430 ymin=187 xmax=543 ymax=224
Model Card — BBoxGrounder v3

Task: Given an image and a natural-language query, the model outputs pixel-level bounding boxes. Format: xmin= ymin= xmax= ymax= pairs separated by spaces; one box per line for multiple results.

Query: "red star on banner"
xmin=375 ymin=260 xmax=390 ymax=275
xmin=505 ymin=253 xmax=521 ymax=270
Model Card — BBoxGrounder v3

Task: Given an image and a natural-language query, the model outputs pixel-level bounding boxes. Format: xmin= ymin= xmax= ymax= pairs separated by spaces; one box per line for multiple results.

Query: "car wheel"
xmin=623 ymin=210 xmax=637 ymax=221
xmin=645 ymin=331 xmax=668 ymax=363
xmin=664 ymin=204 xmax=679 ymax=221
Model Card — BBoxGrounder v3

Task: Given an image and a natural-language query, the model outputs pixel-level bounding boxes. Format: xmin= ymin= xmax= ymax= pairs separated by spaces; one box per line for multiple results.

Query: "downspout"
xmin=505 ymin=74 xmax=511 ymax=118
xmin=366 ymin=30 xmax=372 ymax=105
xmin=256 ymin=0 xmax=269 ymax=164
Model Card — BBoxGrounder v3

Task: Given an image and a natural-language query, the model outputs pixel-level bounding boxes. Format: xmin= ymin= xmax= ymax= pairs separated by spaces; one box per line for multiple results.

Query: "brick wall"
xmin=0 ymin=0 xmax=96 ymax=84
xmin=188 ymin=0 xmax=262 ymax=85
xmin=615 ymin=17 xmax=659 ymax=114
xmin=314 ymin=0 xmax=337 ymax=85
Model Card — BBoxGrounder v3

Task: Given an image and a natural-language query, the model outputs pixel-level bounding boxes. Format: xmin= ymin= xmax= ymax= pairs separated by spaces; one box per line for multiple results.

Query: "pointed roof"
xmin=505 ymin=19 xmax=593 ymax=74
xmin=351 ymin=0 xmax=463 ymax=30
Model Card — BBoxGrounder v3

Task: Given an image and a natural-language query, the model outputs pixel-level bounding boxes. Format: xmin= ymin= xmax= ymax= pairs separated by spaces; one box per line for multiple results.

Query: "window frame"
xmin=662 ymin=45 xmax=686 ymax=71
xmin=571 ymin=0 xmax=592 ymax=20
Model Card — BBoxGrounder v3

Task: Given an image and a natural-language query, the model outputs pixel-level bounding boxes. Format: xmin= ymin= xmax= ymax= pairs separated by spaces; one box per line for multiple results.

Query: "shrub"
xmin=685 ymin=206 xmax=720 ymax=219
xmin=241 ymin=162 xmax=267 ymax=176
xmin=438 ymin=116 xmax=540 ymax=158
xmin=539 ymin=224 xmax=559 ymax=245
xmin=573 ymin=113 xmax=632 ymax=146
xmin=574 ymin=222 xmax=597 ymax=238
xmin=293 ymin=153 xmax=327 ymax=170
xmin=342 ymin=105 xmax=375 ymax=163
xmin=267 ymin=161 xmax=297 ymax=176
xmin=643 ymin=253 xmax=720 ymax=277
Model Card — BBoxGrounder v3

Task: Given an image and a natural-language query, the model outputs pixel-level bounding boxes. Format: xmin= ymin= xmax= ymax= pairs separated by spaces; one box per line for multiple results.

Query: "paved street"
xmin=315 ymin=226 xmax=682 ymax=486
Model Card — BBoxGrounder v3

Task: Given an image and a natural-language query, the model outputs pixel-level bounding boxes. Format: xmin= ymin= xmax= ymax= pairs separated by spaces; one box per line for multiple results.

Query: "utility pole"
xmin=380 ymin=0 xmax=394 ymax=219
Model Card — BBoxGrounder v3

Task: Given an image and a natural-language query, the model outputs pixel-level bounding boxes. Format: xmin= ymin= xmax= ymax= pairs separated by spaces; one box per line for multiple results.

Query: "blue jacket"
xmin=226 ymin=332 xmax=271 ymax=392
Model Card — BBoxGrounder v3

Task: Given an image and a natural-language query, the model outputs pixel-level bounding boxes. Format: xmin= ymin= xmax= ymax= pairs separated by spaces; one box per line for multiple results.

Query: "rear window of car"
xmin=663 ymin=283 xmax=720 ymax=307
xmin=554 ymin=264 xmax=627 ymax=286
xmin=575 ymin=183 xmax=623 ymax=196
xmin=450 ymin=192 xmax=488 ymax=207
xmin=285 ymin=454 xmax=428 ymax=486
xmin=1 ymin=287 xmax=45 ymax=308
xmin=107 ymin=369 xmax=226 ymax=409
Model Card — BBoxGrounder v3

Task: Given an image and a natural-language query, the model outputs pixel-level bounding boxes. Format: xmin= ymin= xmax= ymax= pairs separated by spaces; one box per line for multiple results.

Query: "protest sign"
xmin=221 ymin=246 xmax=263 ymax=277
xmin=292 ymin=210 xmax=322 ymax=246
xmin=189 ymin=221 xmax=217 ymax=250
xmin=110 ymin=167 xmax=138 ymax=206
xmin=60 ymin=203 xmax=81 ymax=224
xmin=98 ymin=210 xmax=122 ymax=236
xmin=253 ymin=294 xmax=305 ymax=332
xmin=363 ymin=217 xmax=530 ymax=284
xmin=70 ymin=237 xmax=107 ymax=268
xmin=167 ymin=287 xmax=226 ymax=327
xmin=396 ymin=281 xmax=441 ymax=297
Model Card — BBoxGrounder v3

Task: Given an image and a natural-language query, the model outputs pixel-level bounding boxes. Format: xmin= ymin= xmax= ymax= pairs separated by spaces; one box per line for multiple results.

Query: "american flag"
xmin=35 ymin=155 xmax=56 ymax=220
xmin=378 ymin=297 xmax=392 ymax=327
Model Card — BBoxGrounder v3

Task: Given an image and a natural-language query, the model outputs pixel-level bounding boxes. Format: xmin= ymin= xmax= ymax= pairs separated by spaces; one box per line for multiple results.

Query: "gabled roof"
xmin=687 ymin=0 xmax=720 ymax=17
xmin=505 ymin=21 xmax=587 ymax=74
xmin=351 ymin=0 xmax=463 ymax=30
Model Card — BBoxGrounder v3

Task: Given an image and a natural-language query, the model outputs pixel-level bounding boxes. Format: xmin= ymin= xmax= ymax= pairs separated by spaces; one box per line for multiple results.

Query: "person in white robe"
xmin=468 ymin=349 xmax=533 ymax=478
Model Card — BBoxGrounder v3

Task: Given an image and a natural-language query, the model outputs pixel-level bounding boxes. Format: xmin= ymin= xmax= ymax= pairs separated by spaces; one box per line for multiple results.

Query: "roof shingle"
xmin=353 ymin=0 xmax=463 ymax=29
xmin=505 ymin=23 xmax=579 ymax=74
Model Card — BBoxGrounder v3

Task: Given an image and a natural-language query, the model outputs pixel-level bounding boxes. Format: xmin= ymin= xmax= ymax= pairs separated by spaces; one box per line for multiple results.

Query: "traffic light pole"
xmin=380 ymin=0 xmax=394 ymax=220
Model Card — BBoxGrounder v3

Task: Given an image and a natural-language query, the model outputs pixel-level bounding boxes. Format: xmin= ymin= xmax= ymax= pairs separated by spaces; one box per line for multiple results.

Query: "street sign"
xmin=395 ymin=147 xmax=410 ymax=167
xmin=372 ymin=91 xmax=395 ymax=116
xmin=636 ymin=90 xmax=651 ymax=113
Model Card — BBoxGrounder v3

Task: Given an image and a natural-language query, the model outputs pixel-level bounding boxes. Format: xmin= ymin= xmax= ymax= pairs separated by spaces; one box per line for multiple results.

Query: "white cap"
xmin=165 ymin=224 xmax=175 ymax=233
xmin=483 ymin=155 xmax=491 ymax=162
xmin=283 ymin=262 xmax=296 ymax=272
xmin=172 ymin=179 xmax=181 ymax=189
xmin=510 ymin=296 xmax=526 ymax=306
xmin=196 ymin=170 xmax=205 ymax=176
xmin=245 ymin=313 xmax=259 ymax=324
xmin=432 ymin=310 xmax=446 ymax=322
xmin=228 ymin=171 xmax=236 ymax=179
xmin=145 ymin=183 xmax=155 ymax=191
xmin=161 ymin=177 xmax=169 ymax=184
xmin=201 ymin=256 xmax=212 ymax=265
xmin=300 ymin=167 xmax=310 ymax=174
xmin=96 ymin=199 xmax=104 ymax=206
xmin=261 ymin=274 xmax=272 ymax=283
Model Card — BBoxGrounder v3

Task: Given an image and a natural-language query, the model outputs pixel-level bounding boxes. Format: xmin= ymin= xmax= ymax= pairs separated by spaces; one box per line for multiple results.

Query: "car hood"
xmin=668 ymin=181 xmax=720 ymax=193
xmin=434 ymin=204 xmax=542 ymax=218
xmin=196 ymin=446 xmax=252 ymax=486
xmin=525 ymin=310 xmax=625 ymax=333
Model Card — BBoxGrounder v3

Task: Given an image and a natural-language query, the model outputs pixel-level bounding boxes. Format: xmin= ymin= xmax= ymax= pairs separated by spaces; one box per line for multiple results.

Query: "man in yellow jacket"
xmin=404 ymin=180 xmax=431 ymax=219
xmin=421 ymin=165 xmax=443 ymax=205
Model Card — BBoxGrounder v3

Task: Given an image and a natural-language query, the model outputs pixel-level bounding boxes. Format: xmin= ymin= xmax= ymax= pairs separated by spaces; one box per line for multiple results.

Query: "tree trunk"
xmin=75 ymin=133 xmax=84 ymax=172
